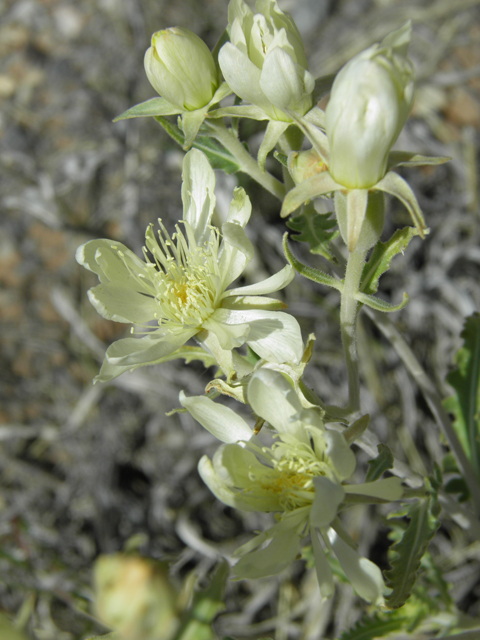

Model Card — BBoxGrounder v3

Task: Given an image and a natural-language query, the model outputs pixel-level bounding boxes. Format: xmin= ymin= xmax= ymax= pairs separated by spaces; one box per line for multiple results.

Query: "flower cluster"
xmin=77 ymin=149 xmax=303 ymax=382
xmin=181 ymin=368 xmax=402 ymax=602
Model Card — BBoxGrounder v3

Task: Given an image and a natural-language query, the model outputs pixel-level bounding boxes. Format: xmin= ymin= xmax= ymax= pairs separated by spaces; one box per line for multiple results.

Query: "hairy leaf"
xmin=444 ymin=313 xmax=480 ymax=479
xmin=361 ymin=227 xmax=418 ymax=295
xmin=366 ymin=444 xmax=394 ymax=482
xmin=385 ymin=474 xmax=441 ymax=609
xmin=154 ymin=117 xmax=241 ymax=174
xmin=286 ymin=209 xmax=339 ymax=262
xmin=283 ymin=233 xmax=343 ymax=291
xmin=355 ymin=291 xmax=409 ymax=313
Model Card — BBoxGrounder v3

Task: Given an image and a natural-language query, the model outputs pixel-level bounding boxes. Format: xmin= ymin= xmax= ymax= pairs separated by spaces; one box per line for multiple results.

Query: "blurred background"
xmin=1 ymin=0 xmax=480 ymax=637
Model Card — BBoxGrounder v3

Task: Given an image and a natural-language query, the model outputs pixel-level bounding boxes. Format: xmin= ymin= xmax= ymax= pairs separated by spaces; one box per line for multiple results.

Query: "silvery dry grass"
xmin=1 ymin=0 xmax=480 ymax=637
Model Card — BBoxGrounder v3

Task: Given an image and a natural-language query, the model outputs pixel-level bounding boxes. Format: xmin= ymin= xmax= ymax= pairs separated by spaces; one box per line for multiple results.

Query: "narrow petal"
xmin=311 ymin=528 xmax=335 ymax=599
xmin=105 ymin=330 xmax=194 ymax=367
xmin=227 ymin=264 xmax=294 ymax=297
xmin=219 ymin=220 xmax=255 ymax=288
xmin=179 ymin=392 xmax=252 ymax=443
xmin=247 ymin=368 xmax=308 ymax=441
xmin=233 ymin=529 xmax=301 ymax=579
xmin=344 ymin=477 xmax=403 ymax=501
xmin=310 ymin=477 xmax=345 ymax=528
xmin=281 ymin=172 xmax=343 ymax=218
xmin=76 ymin=239 xmax=150 ymax=286
xmin=324 ymin=431 xmax=356 ymax=481
xmin=87 ymin=284 xmax=158 ymax=324
xmin=181 ymin=149 xmax=216 ymax=244
xmin=260 ymin=47 xmax=305 ymax=110
xmin=328 ymin=529 xmax=386 ymax=605
xmin=218 ymin=43 xmax=270 ymax=111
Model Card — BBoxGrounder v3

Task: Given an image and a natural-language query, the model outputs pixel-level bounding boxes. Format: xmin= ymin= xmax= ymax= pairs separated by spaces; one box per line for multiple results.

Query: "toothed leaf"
xmin=361 ymin=227 xmax=418 ymax=295
xmin=366 ymin=444 xmax=394 ymax=482
xmin=385 ymin=474 xmax=441 ymax=609
xmin=283 ymin=233 xmax=343 ymax=291
xmin=444 ymin=313 xmax=480 ymax=479
xmin=286 ymin=210 xmax=339 ymax=262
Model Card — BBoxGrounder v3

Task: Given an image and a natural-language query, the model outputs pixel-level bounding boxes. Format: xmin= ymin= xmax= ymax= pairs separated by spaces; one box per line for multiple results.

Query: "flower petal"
xmin=324 ymin=431 xmax=356 ymax=481
xmin=328 ymin=529 xmax=386 ymax=605
xmin=233 ymin=528 xmax=302 ymax=579
xmin=219 ymin=220 xmax=255 ymax=287
xmin=344 ymin=477 xmax=403 ymax=501
xmin=247 ymin=368 xmax=308 ymax=441
xmin=179 ymin=392 xmax=252 ymax=443
xmin=202 ymin=314 xmax=250 ymax=350
xmin=76 ymin=240 xmax=150 ymax=286
xmin=218 ymin=43 xmax=270 ymax=111
xmin=227 ymin=264 xmax=294 ymax=297
xmin=87 ymin=284 xmax=159 ymax=324
xmin=226 ymin=185 xmax=252 ymax=227
xmin=310 ymin=477 xmax=345 ymax=529
xmin=105 ymin=330 xmax=194 ymax=367
xmin=311 ymin=528 xmax=335 ymax=600
xmin=181 ymin=149 xmax=216 ymax=244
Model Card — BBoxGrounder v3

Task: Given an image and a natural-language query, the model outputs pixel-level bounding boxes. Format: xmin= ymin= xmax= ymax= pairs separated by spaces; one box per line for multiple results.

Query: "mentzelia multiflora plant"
xmin=79 ymin=1 xmax=474 ymax=635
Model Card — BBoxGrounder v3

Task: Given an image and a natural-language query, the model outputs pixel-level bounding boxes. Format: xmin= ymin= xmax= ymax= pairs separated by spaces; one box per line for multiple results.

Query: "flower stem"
xmin=340 ymin=246 xmax=367 ymax=414
xmin=205 ymin=120 xmax=285 ymax=201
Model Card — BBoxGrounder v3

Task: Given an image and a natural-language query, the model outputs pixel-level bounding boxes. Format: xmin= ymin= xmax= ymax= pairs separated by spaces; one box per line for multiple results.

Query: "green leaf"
xmin=154 ymin=117 xmax=241 ymax=174
xmin=175 ymin=562 xmax=229 ymax=640
xmin=385 ymin=474 xmax=441 ymax=609
xmin=366 ymin=444 xmax=394 ymax=482
xmin=355 ymin=291 xmax=409 ymax=313
xmin=114 ymin=97 xmax=180 ymax=121
xmin=444 ymin=313 xmax=480 ymax=479
xmin=85 ymin=634 xmax=121 ymax=640
xmin=282 ymin=233 xmax=343 ymax=291
xmin=286 ymin=209 xmax=339 ymax=262
xmin=338 ymin=612 xmax=407 ymax=640
xmin=361 ymin=227 xmax=418 ymax=295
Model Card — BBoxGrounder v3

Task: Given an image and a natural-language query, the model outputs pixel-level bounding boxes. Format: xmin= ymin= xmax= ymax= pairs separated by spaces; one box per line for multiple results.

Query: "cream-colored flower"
xmin=325 ymin=22 xmax=414 ymax=190
xmin=219 ymin=0 xmax=314 ymax=121
xmin=181 ymin=369 xmax=403 ymax=602
xmin=76 ymin=150 xmax=303 ymax=382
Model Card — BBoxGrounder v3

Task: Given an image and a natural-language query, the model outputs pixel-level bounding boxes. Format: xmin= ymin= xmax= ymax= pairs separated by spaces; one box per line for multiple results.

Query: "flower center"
xmin=144 ymin=221 xmax=221 ymax=330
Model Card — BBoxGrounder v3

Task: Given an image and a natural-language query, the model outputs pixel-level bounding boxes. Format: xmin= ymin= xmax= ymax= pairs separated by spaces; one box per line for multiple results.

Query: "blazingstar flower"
xmin=144 ymin=27 xmax=219 ymax=112
xmin=282 ymin=23 xmax=448 ymax=252
xmin=115 ymin=28 xmax=231 ymax=149
xmin=181 ymin=369 xmax=403 ymax=602
xmin=76 ymin=150 xmax=303 ymax=383
xmin=219 ymin=0 xmax=314 ymax=120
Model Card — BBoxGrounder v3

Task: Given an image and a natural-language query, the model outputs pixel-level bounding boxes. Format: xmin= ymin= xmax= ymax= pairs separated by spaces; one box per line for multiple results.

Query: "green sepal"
xmin=366 ymin=444 xmax=394 ymax=482
xmin=258 ymin=120 xmax=289 ymax=172
xmin=444 ymin=312 xmax=480 ymax=479
xmin=154 ymin=116 xmax=241 ymax=174
xmin=150 ymin=346 xmax=218 ymax=369
xmin=361 ymin=227 xmax=419 ymax=295
xmin=355 ymin=291 xmax=409 ymax=313
xmin=273 ymin=150 xmax=288 ymax=168
xmin=385 ymin=469 xmax=442 ymax=609
xmin=387 ymin=150 xmax=450 ymax=170
xmin=283 ymin=233 xmax=343 ymax=291
xmin=286 ymin=209 xmax=339 ymax=262
xmin=114 ymin=97 xmax=180 ymax=121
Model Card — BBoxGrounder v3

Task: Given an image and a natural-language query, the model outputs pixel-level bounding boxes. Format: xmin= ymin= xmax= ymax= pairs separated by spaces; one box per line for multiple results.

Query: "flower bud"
xmin=144 ymin=27 xmax=219 ymax=111
xmin=219 ymin=0 xmax=314 ymax=120
xmin=94 ymin=554 xmax=179 ymax=640
xmin=325 ymin=22 xmax=415 ymax=189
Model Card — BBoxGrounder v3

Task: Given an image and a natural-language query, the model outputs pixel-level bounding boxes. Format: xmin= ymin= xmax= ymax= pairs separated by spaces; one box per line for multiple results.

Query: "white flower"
xmin=76 ymin=150 xmax=303 ymax=382
xmin=144 ymin=27 xmax=220 ymax=111
xmin=218 ymin=0 xmax=314 ymax=121
xmin=181 ymin=369 xmax=403 ymax=602
xmin=325 ymin=22 xmax=415 ymax=190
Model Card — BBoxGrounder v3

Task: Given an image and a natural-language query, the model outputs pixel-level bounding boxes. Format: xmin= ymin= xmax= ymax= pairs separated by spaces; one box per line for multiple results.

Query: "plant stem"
xmin=340 ymin=246 xmax=367 ymax=414
xmin=366 ymin=307 xmax=480 ymax=519
xmin=204 ymin=120 xmax=285 ymax=201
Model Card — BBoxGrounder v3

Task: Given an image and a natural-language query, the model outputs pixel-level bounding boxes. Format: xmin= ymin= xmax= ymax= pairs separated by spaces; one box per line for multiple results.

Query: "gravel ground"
xmin=1 ymin=0 xmax=480 ymax=638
